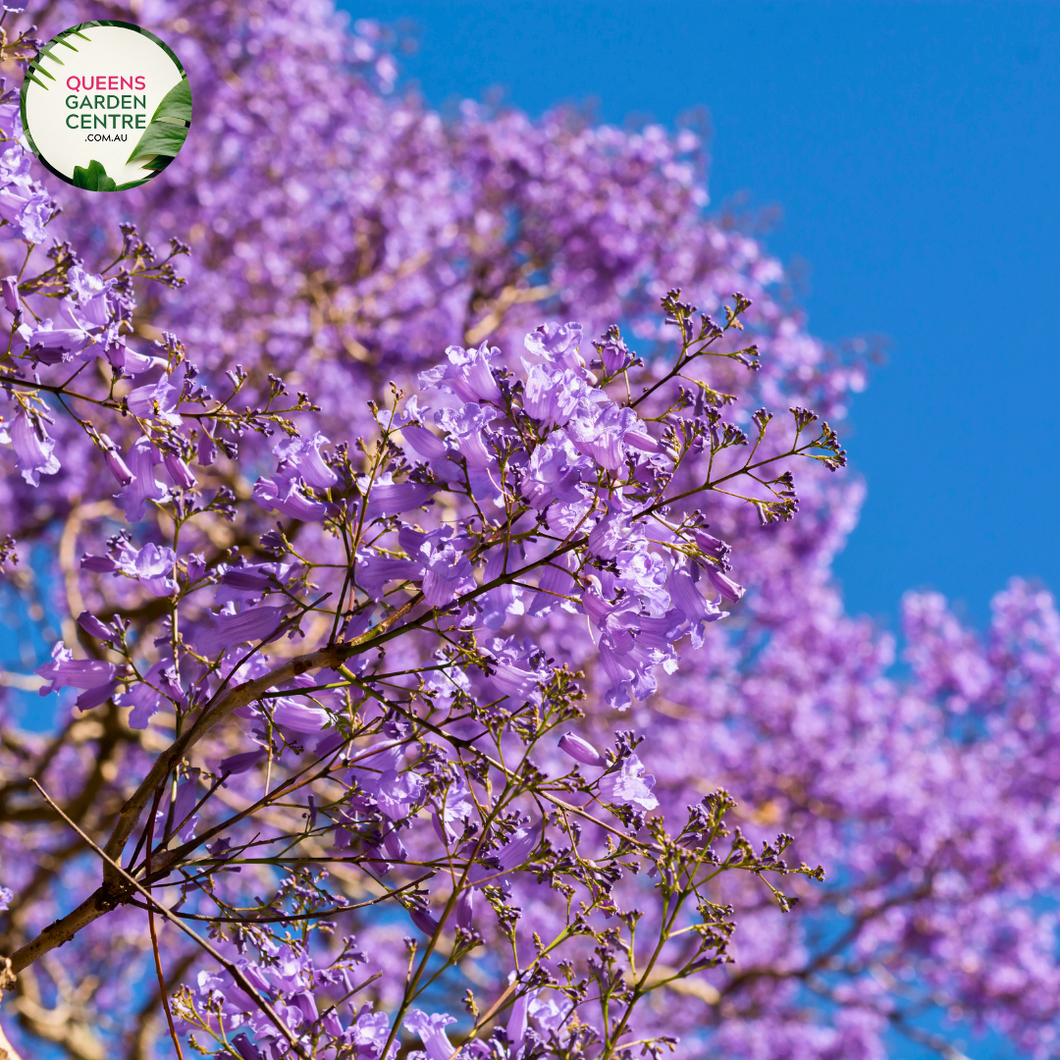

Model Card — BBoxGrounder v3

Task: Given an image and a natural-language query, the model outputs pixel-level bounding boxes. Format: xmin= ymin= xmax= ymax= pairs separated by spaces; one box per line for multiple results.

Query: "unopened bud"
xmin=559 ymin=731 xmax=607 ymax=767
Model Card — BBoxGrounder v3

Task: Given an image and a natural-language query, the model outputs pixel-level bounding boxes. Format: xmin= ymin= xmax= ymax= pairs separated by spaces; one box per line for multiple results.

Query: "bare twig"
xmin=26 ymin=779 xmax=308 ymax=1058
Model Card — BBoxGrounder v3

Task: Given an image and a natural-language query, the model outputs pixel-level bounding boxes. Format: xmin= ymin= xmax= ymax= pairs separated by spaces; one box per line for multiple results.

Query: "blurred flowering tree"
xmin=0 ymin=4 xmax=1057 ymax=1060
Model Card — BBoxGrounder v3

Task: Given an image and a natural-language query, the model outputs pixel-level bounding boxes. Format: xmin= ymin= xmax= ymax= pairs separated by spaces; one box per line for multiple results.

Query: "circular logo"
xmin=21 ymin=21 xmax=191 ymax=192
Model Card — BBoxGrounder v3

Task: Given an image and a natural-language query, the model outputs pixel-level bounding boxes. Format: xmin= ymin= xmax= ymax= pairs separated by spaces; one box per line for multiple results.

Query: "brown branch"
xmin=23 ymin=780 xmax=308 ymax=1058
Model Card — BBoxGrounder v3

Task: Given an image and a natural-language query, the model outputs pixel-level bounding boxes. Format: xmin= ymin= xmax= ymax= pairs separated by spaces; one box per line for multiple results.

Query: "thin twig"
xmin=28 ymin=779 xmax=308 ymax=1059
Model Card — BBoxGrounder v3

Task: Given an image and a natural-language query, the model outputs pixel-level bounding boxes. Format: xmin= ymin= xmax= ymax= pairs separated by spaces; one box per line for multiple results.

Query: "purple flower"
xmin=455 ymin=887 xmax=474 ymax=931
xmin=35 ymin=641 xmax=117 ymax=697
xmin=351 ymin=1009 xmax=392 ymax=1057
xmin=126 ymin=363 xmax=185 ymax=426
xmin=494 ymin=819 xmax=541 ymax=872
xmin=527 ymin=550 xmax=578 ymax=617
xmin=528 ymin=995 xmax=567 ymax=1035
xmin=602 ymin=631 xmax=665 ymax=708
xmin=228 ymin=1034 xmax=264 ymax=1060
xmin=271 ymin=698 xmax=329 ymax=734
xmin=199 ymin=605 xmax=292 ymax=652
xmin=11 ymin=410 xmax=60 ymax=486
xmin=274 ymin=431 xmax=338 ymax=489
xmin=706 ymin=566 xmax=745 ymax=602
xmin=599 ymin=754 xmax=659 ymax=811
xmin=98 ymin=434 xmax=133 ymax=487
xmin=506 ymin=989 xmax=533 ymax=1055
xmin=404 ymin=1009 xmax=458 ymax=1060
xmin=362 ymin=477 xmax=436 ymax=521
xmin=219 ymin=563 xmax=289 ymax=597
xmin=587 ymin=499 xmax=641 ymax=560
xmin=692 ymin=528 xmax=731 ymax=562
xmin=399 ymin=423 xmax=449 ymax=462
xmin=219 ymin=749 xmax=267 ymax=775
xmin=73 ymin=679 xmax=120 ymax=711
xmin=116 ymin=542 xmax=177 ymax=597
xmin=433 ymin=403 xmax=498 ymax=470
xmin=113 ymin=346 xmax=164 ymax=376
xmin=115 ymin=437 xmax=167 ymax=522
xmin=522 ymin=430 xmax=592 ymax=509
xmin=383 ymin=829 xmax=407 ymax=862
xmin=115 ymin=660 xmax=185 ymax=729
xmin=1 ymin=275 xmax=19 ymax=321
xmin=433 ymin=777 xmax=474 ymax=844
xmin=373 ymin=769 xmax=424 ymax=820
xmin=356 ymin=555 xmax=423 ymax=600
xmin=0 ymin=887 xmax=12 ymax=913
xmin=17 ymin=304 xmax=91 ymax=364
xmin=163 ymin=451 xmax=197 ymax=490
xmin=566 ymin=399 xmax=641 ymax=472
xmin=419 ymin=341 xmax=502 ymax=403
xmin=186 ymin=554 xmax=207 ymax=582
xmin=197 ymin=426 xmax=217 ymax=466
xmin=171 ymin=778 xmax=199 ymax=842
xmin=66 ymin=267 xmax=112 ymax=329
xmin=408 ymin=905 xmax=440 ymax=937
xmin=523 ymin=363 xmax=587 ymax=426
xmin=482 ymin=637 xmax=548 ymax=704
xmin=667 ymin=561 xmax=726 ymax=647
xmin=0 ymin=141 xmax=50 ymax=243
xmin=253 ymin=476 xmax=328 ymax=521
xmin=420 ymin=547 xmax=474 ymax=605
xmin=81 ymin=554 xmax=118 ymax=573
xmin=594 ymin=327 xmax=636 ymax=373
xmin=76 ymin=611 xmax=115 ymax=642
xmin=478 ymin=544 xmax=528 ymax=629
xmin=358 ymin=527 xmax=474 ymax=608
xmin=559 ymin=732 xmax=607 ymax=767
xmin=523 ymin=322 xmax=587 ymax=376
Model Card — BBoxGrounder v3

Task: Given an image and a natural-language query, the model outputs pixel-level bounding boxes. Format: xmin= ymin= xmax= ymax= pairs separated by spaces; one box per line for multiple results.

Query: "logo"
xmin=21 ymin=20 xmax=191 ymax=192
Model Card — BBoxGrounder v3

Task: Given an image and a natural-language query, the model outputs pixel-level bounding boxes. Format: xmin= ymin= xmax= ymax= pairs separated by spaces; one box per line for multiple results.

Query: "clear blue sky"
xmin=344 ymin=0 xmax=1060 ymax=636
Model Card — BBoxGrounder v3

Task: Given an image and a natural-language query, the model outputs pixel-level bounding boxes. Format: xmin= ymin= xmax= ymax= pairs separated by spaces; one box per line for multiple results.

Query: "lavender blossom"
xmin=10 ymin=410 xmax=60 ymax=486
xmin=405 ymin=1009 xmax=459 ymax=1060
xmin=115 ymin=436 xmax=167 ymax=521
xmin=599 ymin=754 xmax=659 ymax=811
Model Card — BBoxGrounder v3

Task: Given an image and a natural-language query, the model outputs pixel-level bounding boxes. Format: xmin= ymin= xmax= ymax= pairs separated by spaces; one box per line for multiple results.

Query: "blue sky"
xmin=346 ymin=0 xmax=1060 ymax=636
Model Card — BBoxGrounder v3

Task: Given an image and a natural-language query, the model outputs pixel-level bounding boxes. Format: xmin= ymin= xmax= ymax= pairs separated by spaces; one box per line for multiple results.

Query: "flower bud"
xmin=1 ymin=276 xmax=20 ymax=320
xmin=81 ymin=554 xmax=118 ymax=573
xmin=707 ymin=567 xmax=745 ymax=602
xmin=77 ymin=611 xmax=113 ymax=641
xmin=455 ymin=886 xmax=474 ymax=931
xmin=163 ymin=450 xmax=196 ymax=489
xmin=197 ymin=427 xmax=217 ymax=467
xmin=559 ymin=731 xmax=607 ymax=767
xmin=409 ymin=904 xmax=439 ymax=937
xmin=230 ymin=1034 xmax=265 ymax=1060
xmin=99 ymin=434 xmax=133 ymax=486
xmin=693 ymin=529 xmax=730 ymax=561
xmin=219 ymin=749 xmax=266 ymax=775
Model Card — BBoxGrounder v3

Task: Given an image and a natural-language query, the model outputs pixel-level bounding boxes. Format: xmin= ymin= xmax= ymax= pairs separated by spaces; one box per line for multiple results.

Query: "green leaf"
xmin=115 ymin=177 xmax=151 ymax=191
xmin=150 ymin=78 xmax=192 ymax=124
xmin=72 ymin=160 xmax=117 ymax=192
xmin=126 ymin=122 xmax=189 ymax=164
xmin=126 ymin=80 xmax=192 ymax=165
xmin=37 ymin=45 xmax=67 ymax=67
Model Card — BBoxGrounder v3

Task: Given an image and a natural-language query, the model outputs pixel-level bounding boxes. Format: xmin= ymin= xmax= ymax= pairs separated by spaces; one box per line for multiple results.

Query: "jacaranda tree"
xmin=0 ymin=5 xmax=1057 ymax=1060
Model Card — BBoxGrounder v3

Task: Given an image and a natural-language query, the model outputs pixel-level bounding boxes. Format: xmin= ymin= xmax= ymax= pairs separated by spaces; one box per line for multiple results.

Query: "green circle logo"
xmin=20 ymin=20 xmax=192 ymax=192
